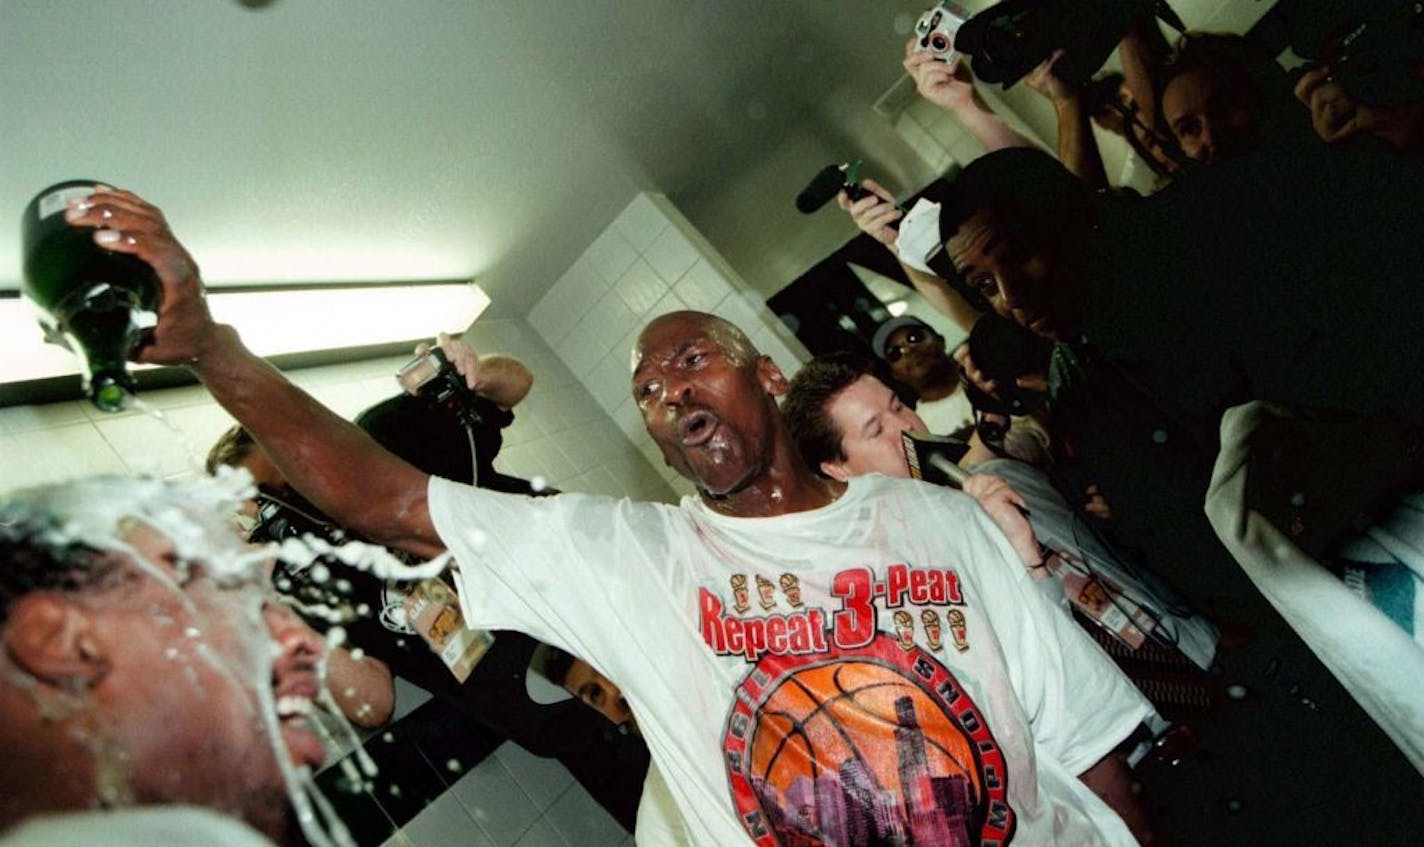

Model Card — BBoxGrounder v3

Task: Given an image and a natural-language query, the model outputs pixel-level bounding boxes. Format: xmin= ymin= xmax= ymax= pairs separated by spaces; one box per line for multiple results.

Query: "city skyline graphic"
xmin=725 ymin=638 xmax=1015 ymax=846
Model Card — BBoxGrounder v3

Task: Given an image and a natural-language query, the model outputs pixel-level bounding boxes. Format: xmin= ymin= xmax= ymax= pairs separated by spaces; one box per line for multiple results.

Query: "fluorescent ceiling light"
xmin=0 ymin=281 xmax=489 ymax=385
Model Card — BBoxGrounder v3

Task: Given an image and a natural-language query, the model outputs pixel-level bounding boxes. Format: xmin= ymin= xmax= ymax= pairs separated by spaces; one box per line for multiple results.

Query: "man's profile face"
xmin=94 ymin=522 xmax=325 ymax=837
xmin=632 ymin=313 xmax=780 ymax=497
xmin=947 ymin=210 xmax=1077 ymax=342
xmin=820 ymin=375 xmax=925 ymax=481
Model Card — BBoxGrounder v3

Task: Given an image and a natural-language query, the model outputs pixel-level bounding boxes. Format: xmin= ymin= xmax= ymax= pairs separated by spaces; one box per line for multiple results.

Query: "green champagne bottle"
xmin=21 ymin=180 xmax=161 ymax=412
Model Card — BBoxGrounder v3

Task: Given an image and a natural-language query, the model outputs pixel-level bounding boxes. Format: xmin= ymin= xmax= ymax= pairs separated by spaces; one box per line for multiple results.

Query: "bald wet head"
xmin=632 ymin=311 xmax=791 ymax=498
xmin=633 ymin=311 xmax=759 ymax=372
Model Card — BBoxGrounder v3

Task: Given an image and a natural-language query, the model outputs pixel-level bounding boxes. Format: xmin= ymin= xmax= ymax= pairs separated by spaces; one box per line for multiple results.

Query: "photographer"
xmin=362 ymin=333 xmax=549 ymax=496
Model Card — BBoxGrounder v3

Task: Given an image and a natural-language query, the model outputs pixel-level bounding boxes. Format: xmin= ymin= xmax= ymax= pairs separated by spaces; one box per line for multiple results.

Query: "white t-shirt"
xmin=916 ymin=391 xmax=974 ymax=437
xmin=430 ymin=473 xmax=1154 ymax=846
xmin=0 ymin=807 xmax=277 ymax=847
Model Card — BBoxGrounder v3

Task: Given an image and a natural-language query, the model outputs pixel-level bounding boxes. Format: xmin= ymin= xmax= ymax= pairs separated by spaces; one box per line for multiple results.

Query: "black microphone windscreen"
xmin=795 ymin=164 xmax=848 ymax=214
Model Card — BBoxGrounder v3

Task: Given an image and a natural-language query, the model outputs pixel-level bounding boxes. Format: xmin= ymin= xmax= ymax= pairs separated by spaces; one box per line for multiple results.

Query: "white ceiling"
xmin=2 ymin=0 xmax=1260 ymax=319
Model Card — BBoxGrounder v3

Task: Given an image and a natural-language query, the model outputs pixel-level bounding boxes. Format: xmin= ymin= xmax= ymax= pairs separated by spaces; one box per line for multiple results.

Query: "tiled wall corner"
xmin=527 ymin=192 xmax=809 ymax=499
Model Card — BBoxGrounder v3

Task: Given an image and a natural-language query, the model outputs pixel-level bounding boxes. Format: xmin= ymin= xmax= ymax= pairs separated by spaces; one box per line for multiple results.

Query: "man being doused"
xmin=0 ymin=475 xmax=349 ymax=845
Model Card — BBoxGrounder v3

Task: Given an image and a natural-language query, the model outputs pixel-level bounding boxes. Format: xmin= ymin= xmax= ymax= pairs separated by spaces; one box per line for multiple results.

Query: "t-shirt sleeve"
xmin=425 ymin=475 xmax=645 ymax=658
xmin=956 ymin=496 xmax=1155 ymax=775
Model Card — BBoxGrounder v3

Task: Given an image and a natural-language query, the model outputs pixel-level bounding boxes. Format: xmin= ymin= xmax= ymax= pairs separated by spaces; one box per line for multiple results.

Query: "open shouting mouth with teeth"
xmin=678 ymin=409 xmax=719 ymax=447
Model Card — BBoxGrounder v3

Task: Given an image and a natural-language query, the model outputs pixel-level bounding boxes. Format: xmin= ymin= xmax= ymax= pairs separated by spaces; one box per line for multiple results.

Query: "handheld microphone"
xmin=796 ymin=160 xmax=894 ymax=214
xmin=901 ymin=431 xmax=972 ymax=487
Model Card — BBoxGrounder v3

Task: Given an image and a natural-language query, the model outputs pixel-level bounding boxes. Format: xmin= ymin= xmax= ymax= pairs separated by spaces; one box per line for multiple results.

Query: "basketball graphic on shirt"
xmin=724 ymin=634 xmax=1015 ymax=846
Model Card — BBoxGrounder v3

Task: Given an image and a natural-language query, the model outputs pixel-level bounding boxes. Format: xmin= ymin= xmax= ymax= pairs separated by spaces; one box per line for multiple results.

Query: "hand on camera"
xmin=962 ymin=473 xmax=1042 ymax=567
xmin=415 ymin=332 xmax=481 ymax=391
xmin=63 ymin=186 xmax=217 ymax=368
xmin=1294 ymin=64 xmax=1424 ymax=151
xmin=953 ymin=344 xmax=1048 ymax=397
xmin=904 ymin=37 xmax=977 ymax=112
xmin=836 ymin=178 xmax=901 ymax=248
xmin=1294 ymin=65 xmax=1365 ymax=144
xmin=1023 ymin=48 xmax=1077 ymax=106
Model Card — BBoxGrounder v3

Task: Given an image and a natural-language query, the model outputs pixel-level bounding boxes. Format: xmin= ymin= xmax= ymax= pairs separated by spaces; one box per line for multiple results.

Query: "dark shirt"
xmin=1053 ymin=138 xmax=1424 ymax=595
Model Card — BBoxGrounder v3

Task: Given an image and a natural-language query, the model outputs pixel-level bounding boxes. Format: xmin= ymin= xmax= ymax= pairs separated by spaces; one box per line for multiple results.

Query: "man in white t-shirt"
xmin=90 ymin=185 xmax=1157 ymax=845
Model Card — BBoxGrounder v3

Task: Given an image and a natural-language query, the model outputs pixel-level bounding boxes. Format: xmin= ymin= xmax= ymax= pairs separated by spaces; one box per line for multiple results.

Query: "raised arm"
xmin=903 ymin=40 xmax=1037 ymax=153
xmin=1118 ymin=13 xmax=1173 ymax=144
xmin=836 ymin=177 xmax=983 ymax=333
xmin=65 ymin=186 xmax=444 ymax=559
xmin=1024 ymin=49 xmax=1110 ymax=190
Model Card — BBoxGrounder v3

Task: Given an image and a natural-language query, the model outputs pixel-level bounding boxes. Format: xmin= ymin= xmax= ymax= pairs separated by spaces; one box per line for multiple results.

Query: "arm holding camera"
xmin=904 ymin=39 xmax=1037 ymax=153
xmin=1024 ymin=49 xmax=1111 ymax=190
xmin=1118 ymin=12 xmax=1173 ymax=149
xmin=836 ymin=178 xmax=984 ymax=333
xmin=421 ymin=332 xmax=534 ymax=410
xmin=68 ymin=186 xmax=445 ymax=560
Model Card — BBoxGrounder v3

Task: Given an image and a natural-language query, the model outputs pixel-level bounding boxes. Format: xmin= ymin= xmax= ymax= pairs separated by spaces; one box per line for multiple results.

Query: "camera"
xmin=955 ymin=0 xmax=1184 ymax=88
xmin=397 ymin=346 xmax=484 ymax=430
xmin=913 ymin=3 xmax=972 ymax=65
xmin=958 ymin=312 xmax=1050 ymax=435
xmin=1290 ymin=1 xmax=1424 ymax=105
xmin=248 ymin=489 xmax=345 ymax=547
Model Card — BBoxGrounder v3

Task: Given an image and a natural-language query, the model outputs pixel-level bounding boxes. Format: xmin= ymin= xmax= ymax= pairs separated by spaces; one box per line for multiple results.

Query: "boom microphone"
xmin=796 ymin=160 xmax=888 ymax=214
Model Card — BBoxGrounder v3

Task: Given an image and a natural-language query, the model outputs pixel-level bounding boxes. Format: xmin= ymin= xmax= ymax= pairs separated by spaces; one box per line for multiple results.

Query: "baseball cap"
xmin=871 ymin=316 xmax=933 ymax=361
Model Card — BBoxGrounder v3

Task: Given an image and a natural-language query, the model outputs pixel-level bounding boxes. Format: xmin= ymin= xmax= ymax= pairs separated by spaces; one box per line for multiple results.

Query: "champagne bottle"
xmin=20 ymin=180 xmax=161 ymax=412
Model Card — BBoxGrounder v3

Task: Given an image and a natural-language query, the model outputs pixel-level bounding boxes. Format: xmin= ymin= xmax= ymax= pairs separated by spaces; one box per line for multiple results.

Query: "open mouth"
xmin=274 ymin=683 xmax=325 ymax=768
xmin=678 ymin=410 xmax=718 ymax=447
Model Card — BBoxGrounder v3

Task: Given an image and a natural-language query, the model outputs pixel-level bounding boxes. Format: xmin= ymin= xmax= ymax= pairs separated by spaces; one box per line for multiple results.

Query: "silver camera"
xmin=914 ymin=2 xmax=971 ymax=64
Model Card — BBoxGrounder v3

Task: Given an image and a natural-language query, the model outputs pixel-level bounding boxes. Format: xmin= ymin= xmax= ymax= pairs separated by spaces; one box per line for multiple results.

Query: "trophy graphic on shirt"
xmin=756 ymin=574 xmax=778 ymax=611
xmin=730 ymin=574 xmax=751 ymax=614
xmin=893 ymin=610 xmax=916 ymax=651
xmin=779 ymin=573 xmax=804 ymax=608
xmin=946 ymin=609 xmax=970 ymax=653
xmin=921 ymin=609 xmax=944 ymax=652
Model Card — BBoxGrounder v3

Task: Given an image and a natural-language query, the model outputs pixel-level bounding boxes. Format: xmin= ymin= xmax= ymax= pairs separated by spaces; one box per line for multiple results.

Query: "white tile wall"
xmin=527 ymin=192 xmax=810 ymax=502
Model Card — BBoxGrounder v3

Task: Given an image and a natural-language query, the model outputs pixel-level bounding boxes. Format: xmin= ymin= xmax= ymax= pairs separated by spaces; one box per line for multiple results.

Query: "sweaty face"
xmin=821 ymin=376 xmax=926 ymax=481
xmin=563 ymin=659 xmax=635 ymax=729
xmin=947 ymin=210 xmax=1077 ymax=342
xmin=94 ymin=523 xmax=325 ymax=837
xmin=1162 ymin=67 xmax=1257 ymax=166
xmin=633 ymin=314 xmax=778 ymax=497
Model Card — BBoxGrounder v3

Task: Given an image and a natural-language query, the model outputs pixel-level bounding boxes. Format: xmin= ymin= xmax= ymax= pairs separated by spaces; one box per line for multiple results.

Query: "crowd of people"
xmin=1 ymin=2 xmax=1421 ymax=846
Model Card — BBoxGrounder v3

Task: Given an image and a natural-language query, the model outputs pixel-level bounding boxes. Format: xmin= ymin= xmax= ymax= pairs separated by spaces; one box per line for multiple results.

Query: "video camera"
xmin=1289 ymin=0 xmax=1424 ymax=105
xmin=246 ymin=488 xmax=364 ymax=621
xmin=397 ymin=346 xmax=484 ymax=431
xmin=248 ymin=488 xmax=344 ymax=547
xmin=952 ymin=0 xmax=1185 ymax=89
xmin=958 ymin=313 xmax=1051 ymax=444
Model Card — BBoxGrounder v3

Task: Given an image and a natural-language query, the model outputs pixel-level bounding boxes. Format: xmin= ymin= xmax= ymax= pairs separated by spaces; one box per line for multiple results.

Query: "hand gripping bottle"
xmin=21 ymin=181 xmax=160 ymax=412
